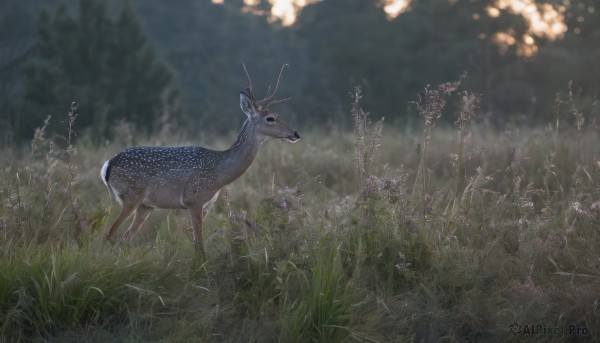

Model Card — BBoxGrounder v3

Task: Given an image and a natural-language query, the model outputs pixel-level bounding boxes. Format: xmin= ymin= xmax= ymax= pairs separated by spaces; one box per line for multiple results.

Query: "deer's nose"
xmin=293 ymin=131 xmax=300 ymax=139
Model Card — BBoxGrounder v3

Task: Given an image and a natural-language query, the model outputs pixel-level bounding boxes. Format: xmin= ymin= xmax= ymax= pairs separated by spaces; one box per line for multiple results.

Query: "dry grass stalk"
xmin=415 ymin=79 xmax=461 ymax=217
xmin=452 ymin=91 xmax=480 ymax=213
xmin=351 ymin=86 xmax=384 ymax=206
xmin=65 ymin=102 xmax=84 ymax=246
xmin=31 ymin=115 xmax=51 ymax=154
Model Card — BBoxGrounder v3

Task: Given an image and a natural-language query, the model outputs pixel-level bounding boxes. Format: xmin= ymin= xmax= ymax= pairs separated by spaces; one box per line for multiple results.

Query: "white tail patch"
xmin=101 ymin=160 xmax=110 ymax=186
xmin=101 ymin=159 xmax=122 ymax=204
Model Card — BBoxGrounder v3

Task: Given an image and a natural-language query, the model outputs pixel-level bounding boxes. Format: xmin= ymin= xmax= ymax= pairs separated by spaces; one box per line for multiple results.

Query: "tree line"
xmin=1 ymin=0 xmax=598 ymax=144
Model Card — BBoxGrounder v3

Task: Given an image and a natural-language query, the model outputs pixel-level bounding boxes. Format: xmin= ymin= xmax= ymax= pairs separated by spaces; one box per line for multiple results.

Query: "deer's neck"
xmin=217 ymin=120 xmax=263 ymax=186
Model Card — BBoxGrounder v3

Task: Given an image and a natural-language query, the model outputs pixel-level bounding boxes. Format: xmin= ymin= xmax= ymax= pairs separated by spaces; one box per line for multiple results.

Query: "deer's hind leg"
xmin=123 ymin=205 xmax=153 ymax=242
xmin=106 ymin=201 xmax=138 ymax=245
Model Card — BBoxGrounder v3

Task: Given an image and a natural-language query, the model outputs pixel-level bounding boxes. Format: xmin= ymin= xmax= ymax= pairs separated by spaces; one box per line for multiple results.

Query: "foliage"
xmin=518 ymin=0 xmax=600 ymax=122
xmin=12 ymin=0 xmax=177 ymax=141
xmin=295 ymin=0 xmax=527 ymax=124
xmin=133 ymin=0 xmax=327 ymax=132
xmin=2 ymin=0 xmax=599 ymax=143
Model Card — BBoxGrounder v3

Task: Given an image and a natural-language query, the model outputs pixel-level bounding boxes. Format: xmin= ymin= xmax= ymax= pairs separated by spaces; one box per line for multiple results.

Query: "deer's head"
xmin=240 ymin=63 xmax=300 ymax=143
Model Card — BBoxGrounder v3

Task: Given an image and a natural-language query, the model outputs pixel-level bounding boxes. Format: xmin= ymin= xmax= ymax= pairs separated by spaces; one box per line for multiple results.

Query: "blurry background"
xmin=0 ymin=0 xmax=598 ymax=144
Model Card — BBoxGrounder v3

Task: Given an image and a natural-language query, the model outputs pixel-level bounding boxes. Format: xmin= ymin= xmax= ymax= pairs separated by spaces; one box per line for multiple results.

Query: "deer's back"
xmin=108 ymin=146 xmax=220 ymax=176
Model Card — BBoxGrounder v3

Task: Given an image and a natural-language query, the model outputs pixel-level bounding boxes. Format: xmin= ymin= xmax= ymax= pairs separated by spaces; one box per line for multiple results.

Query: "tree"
xmin=0 ymin=0 xmax=41 ymax=145
xmin=134 ymin=0 xmax=315 ymax=131
xmin=295 ymin=0 xmax=392 ymax=124
xmin=520 ymin=0 xmax=600 ymax=122
xmin=294 ymin=0 xmax=548 ymax=125
xmin=15 ymin=0 xmax=177 ymax=140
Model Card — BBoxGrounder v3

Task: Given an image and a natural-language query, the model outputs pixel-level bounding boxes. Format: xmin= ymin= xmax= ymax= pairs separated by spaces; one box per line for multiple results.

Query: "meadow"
xmin=1 ymin=86 xmax=599 ymax=342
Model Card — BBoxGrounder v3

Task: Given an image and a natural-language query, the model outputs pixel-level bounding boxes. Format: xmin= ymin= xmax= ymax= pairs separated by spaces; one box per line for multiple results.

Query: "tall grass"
xmin=1 ymin=83 xmax=599 ymax=341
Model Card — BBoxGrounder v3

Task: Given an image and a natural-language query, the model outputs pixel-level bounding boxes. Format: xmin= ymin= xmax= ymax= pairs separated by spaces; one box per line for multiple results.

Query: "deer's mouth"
xmin=285 ymin=131 xmax=300 ymax=143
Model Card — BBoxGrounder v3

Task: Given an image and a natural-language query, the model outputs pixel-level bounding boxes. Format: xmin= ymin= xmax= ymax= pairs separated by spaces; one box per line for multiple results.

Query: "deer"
xmin=100 ymin=63 xmax=299 ymax=257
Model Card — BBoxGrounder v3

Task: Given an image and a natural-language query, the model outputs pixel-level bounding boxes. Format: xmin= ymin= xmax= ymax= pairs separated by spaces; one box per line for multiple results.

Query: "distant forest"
xmin=1 ymin=0 xmax=598 ymax=143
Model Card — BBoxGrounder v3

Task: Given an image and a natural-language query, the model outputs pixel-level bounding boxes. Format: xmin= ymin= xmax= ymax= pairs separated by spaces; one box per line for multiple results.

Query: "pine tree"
xmin=17 ymin=0 xmax=177 ymax=140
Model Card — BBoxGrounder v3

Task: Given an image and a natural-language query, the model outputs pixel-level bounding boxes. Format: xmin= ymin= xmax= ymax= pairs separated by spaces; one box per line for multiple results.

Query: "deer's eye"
xmin=266 ymin=116 xmax=275 ymax=123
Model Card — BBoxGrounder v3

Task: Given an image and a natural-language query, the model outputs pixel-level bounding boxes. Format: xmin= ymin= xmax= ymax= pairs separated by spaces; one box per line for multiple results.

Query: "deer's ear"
xmin=240 ymin=92 xmax=257 ymax=118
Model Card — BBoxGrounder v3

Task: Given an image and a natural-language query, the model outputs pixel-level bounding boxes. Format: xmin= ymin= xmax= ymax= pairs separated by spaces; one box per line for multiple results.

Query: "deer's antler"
xmin=242 ymin=62 xmax=258 ymax=103
xmin=242 ymin=63 xmax=291 ymax=109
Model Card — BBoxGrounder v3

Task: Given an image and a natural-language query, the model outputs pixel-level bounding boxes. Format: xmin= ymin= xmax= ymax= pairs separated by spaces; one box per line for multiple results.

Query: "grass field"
xmin=1 ymin=88 xmax=599 ymax=341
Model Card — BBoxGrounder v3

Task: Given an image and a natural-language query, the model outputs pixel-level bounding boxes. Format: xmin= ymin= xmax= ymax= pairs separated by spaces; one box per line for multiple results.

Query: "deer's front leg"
xmin=188 ymin=207 xmax=205 ymax=257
